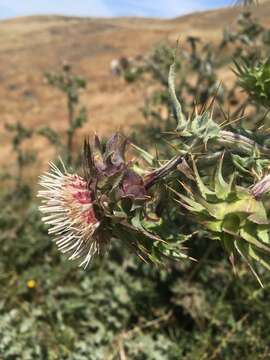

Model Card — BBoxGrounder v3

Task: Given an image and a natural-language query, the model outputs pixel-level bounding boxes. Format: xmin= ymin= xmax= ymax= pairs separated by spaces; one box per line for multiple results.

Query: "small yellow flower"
xmin=27 ymin=279 xmax=36 ymax=289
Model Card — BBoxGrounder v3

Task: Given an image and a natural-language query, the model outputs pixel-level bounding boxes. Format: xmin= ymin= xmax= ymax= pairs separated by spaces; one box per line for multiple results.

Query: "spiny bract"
xmin=177 ymin=157 xmax=270 ymax=285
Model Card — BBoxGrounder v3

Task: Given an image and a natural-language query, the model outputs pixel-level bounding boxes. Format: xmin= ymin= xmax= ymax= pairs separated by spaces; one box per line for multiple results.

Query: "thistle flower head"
xmin=38 ymin=133 xmax=189 ymax=268
xmin=38 ymin=134 xmax=152 ymax=268
xmin=38 ymin=161 xmax=103 ymax=268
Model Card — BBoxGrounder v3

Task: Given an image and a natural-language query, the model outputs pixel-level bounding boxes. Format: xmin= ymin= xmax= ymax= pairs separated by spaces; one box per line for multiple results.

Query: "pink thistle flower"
xmin=37 ymin=161 xmax=100 ymax=268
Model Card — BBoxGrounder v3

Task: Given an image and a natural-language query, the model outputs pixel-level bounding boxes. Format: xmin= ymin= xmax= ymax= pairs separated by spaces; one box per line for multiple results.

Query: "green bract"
xmin=177 ymin=158 xmax=270 ymax=285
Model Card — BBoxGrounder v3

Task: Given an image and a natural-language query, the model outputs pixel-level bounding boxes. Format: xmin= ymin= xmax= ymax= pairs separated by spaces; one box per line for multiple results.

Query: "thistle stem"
xmin=218 ymin=130 xmax=270 ymax=156
xmin=144 ymin=128 xmax=270 ymax=190
xmin=144 ymin=154 xmax=183 ymax=189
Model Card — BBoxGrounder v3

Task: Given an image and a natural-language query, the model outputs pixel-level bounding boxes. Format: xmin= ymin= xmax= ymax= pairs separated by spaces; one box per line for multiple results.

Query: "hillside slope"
xmin=1 ymin=4 xmax=270 ymax=172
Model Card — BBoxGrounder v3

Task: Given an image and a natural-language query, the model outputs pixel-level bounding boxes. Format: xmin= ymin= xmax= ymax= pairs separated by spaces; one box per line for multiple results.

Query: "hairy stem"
xmin=218 ymin=130 xmax=270 ymax=156
xmin=144 ymin=154 xmax=183 ymax=189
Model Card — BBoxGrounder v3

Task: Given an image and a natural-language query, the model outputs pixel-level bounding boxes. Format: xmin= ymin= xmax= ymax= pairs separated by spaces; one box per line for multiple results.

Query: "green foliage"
xmin=1 ymin=198 xmax=270 ymax=359
xmin=234 ymin=58 xmax=270 ymax=107
xmin=177 ymin=158 xmax=270 ymax=285
xmin=5 ymin=121 xmax=35 ymax=195
xmin=123 ymin=67 xmax=143 ymax=83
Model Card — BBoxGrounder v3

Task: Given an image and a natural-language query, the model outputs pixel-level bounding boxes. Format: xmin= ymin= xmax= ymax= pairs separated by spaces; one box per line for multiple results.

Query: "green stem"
xmin=67 ymin=97 xmax=74 ymax=167
xmin=218 ymin=130 xmax=270 ymax=156
xmin=144 ymin=154 xmax=183 ymax=189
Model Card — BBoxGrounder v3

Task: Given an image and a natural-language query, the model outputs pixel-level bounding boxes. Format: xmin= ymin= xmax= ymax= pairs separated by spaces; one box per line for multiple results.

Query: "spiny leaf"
xmin=203 ymin=219 xmax=223 ymax=232
xmin=235 ymin=239 xmax=264 ymax=288
xmin=177 ymin=193 xmax=205 ymax=213
xmin=222 ymin=214 xmax=241 ymax=235
xmin=248 ymin=245 xmax=270 ymax=272
xmin=168 ymin=62 xmax=186 ymax=131
xmin=214 ymin=155 xmax=234 ymax=200
xmin=130 ymin=143 xmax=155 ymax=166
xmin=192 ymin=158 xmax=215 ymax=200
xmin=221 ymin=233 xmax=235 ymax=255
xmin=240 ymin=223 xmax=270 ymax=254
xmin=257 ymin=226 xmax=270 ymax=244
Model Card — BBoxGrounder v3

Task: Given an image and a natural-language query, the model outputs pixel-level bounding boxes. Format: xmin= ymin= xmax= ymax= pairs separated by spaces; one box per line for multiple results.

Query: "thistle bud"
xmin=118 ymin=170 xmax=148 ymax=200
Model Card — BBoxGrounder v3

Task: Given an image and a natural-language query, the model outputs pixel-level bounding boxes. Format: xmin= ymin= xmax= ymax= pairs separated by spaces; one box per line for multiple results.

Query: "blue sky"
xmin=0 ymin=0 xmax=230 ymax=20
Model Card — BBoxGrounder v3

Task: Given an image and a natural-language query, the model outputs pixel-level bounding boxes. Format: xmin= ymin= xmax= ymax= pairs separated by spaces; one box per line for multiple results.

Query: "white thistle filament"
xmin=38 ymin=162 xmax=100 ymax=268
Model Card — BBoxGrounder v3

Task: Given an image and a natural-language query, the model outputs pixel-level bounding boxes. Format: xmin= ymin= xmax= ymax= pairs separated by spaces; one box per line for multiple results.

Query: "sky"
xmin=0 ymin=0 xmax=230 ymax=20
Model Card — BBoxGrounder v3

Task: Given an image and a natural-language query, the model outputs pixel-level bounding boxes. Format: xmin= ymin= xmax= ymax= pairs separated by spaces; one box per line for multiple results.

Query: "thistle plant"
xmin=5 ymin=121 xmax=35 ymax=196
xmin=35 ymin=4 xmax=270 ymax=286
xmin=170 ymin=57 xmax=270 ymax=284
xmin=177 ymin=157 xmax=270 ymax=285
xmin=234 ymin=57 xmax=270 ymax=108
xmin=37 ymin=50 xmax=270 ymax=286
xmin=38 ymin=133 xmax=189 ymax=268
xmin=41 ymin=63 xmax=87 ymax=167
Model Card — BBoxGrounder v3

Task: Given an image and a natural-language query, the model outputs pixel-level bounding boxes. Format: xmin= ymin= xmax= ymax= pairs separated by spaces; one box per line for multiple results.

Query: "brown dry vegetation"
xmin=1 ymin=3 xmax=270 ymax=176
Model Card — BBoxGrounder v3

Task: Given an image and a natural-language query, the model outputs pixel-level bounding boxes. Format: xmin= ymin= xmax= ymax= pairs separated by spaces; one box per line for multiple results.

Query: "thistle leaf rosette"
xmin=176 ymin=157 xmax=270 ymax=284
xmin=38 ymin=133 xmax=189 ymax=268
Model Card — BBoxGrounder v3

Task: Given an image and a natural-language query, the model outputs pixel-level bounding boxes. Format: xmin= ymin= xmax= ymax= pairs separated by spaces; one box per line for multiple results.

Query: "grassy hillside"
xmin=0 ymin=3 xmax=270 ymax=175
